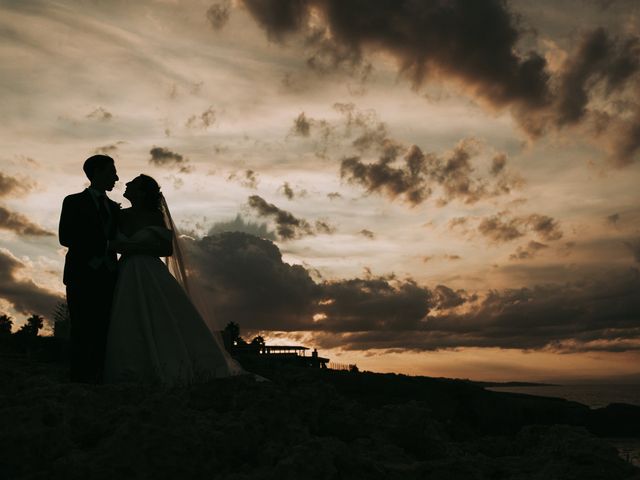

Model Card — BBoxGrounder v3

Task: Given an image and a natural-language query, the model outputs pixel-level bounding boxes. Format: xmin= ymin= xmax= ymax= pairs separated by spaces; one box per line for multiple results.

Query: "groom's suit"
xmin=59 ymin=189 xmax=119 ymax=382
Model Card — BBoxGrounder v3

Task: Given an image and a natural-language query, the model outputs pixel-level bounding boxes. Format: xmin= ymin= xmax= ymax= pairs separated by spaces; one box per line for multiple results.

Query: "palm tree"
xmin=0 ymin=314 xmax=12 ymax=336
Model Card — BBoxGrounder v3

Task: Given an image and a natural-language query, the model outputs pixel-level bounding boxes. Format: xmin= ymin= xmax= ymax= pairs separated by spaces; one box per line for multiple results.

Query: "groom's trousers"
xmin=66 ymin=266 xmax=117 ymax=383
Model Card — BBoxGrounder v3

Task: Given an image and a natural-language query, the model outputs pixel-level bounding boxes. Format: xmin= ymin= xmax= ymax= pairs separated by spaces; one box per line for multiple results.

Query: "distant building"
xmin=231 ymin=343 xmax=330 ymax=368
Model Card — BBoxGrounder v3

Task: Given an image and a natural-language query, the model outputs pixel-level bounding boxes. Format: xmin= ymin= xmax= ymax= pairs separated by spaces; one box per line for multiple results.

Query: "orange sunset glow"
xmin=1 ymin=0 xmax=639 ymax=383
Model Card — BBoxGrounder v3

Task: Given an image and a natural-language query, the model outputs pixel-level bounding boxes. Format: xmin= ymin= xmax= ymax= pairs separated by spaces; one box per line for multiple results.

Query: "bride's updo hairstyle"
xmin=136 ymin=174 xmax=162 ymax=212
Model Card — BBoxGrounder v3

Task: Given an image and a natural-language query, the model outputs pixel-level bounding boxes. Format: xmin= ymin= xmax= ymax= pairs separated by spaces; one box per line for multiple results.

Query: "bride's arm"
xmin=116 ymin=233 xmax=173 ymax=257
xmin=115 ymin=212 xmax=174 ymax=257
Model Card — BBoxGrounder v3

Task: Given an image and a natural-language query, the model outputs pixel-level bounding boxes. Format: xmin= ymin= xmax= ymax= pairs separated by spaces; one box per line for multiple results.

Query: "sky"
xmin=1 ymin=0 xmax=639 ymax=383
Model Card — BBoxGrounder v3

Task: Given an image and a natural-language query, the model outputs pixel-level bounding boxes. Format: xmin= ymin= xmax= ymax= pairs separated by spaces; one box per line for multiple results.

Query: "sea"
xmin=486 ymin=384 xmax=640 ymax=467
xmin=485 ymin=384 xmax=640 ymax=409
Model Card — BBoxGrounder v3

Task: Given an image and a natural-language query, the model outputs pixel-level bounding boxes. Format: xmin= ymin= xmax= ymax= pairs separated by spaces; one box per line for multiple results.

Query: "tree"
xmin=0 ymin=314 xmax=12 ymax=336
xmin=18 ymin=314 xmax=44 ymax=337
xmin=250 ymin=335 xmax=265 ymax=354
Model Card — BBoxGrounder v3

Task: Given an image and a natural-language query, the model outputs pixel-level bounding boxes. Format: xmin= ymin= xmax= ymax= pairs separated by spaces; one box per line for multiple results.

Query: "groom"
xmin=59 ymin=155 xmax=120 ymax=383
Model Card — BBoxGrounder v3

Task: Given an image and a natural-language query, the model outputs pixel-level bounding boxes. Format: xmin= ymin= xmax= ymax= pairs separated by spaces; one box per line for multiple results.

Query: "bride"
xmin=104 ymin=174 xmax=242 ymax=384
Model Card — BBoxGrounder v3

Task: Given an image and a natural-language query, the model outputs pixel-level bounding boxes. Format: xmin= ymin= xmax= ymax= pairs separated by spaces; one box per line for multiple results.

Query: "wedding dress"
xmin=104 ymin=223 xmax=242 ymax=385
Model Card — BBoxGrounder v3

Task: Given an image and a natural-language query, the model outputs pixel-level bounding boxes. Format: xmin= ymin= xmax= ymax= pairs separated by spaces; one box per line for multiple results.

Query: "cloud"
xmin=279 ymin=182 xmax=306 ymax=200
xmin=288 ymin=111 xmax=334 ymax=157
xmin=206 ymin=0 xmax=231 ymax=30
xmin=247 ymin=195 xmax=313 ymax=240
xmin=247 ymin=195 xmax=336 ymax=239
xmin=186 ymin=106 xmax=216 ymax=129
xmin=0 ymin=248 xmax=62 ymax=319
xmin=184 ymin=232 xmax=320 ymax=331
xmin=86 ymin=107 xmax=112 ymax=121
xmin=94 ymin=141 xmax=125 ymax=156
xmin=509 ymin=241 xmax=549 ymax=260
xmin=490 ymin=154 xmax=507 ymax=176
xmin=606 ymin=213 xmax=620 ymax=225
xmin=242 ymin=2 xmax=640 ymax=165
xmin=184 ymin=232 xmax=640 ymax=353
xmin=0 ymin=172 xmax=34 ymax=198
xmin=208 ymin=213 xmax=276 ymax=240
xmin=315 ymin=277 xmax=432 ymax=333
xmin=314 ymin=268 xmax=640 ymax=353
xmin=359 ymin=229 xmax=374 ymax=239
xmin=327 ymin=192 xmax=342 ymax=200
xmin=340 ymin=137 xmax=522 ymax=207
xmin=228 ymin=169 xmax=259 ymax=189
xmin=314 ymin=220 xmax=336 ymax=235
xmin=0 ymin=206 xmax=54 ymax=236
xmin=422 ymin=253 xmax=462 ymax=263
xmin=149 ymin=147 xmax=192 ymax=173
xmin=478 ymin=212 xmax=563 ymax=244
xmin=625 ymin=238 xmax=640 ymax=263
xmin=281 ymin=182 xmax=294 ymax=199
xmin=291 ymin=112 xmax=311 ymax=137
xmin=526 ymin=214 xmax=563 ymax=241
xmin=241 ymin=0 xmax=550 ymax=110
xmin=555 ymin=29 xmax=639 ymax=127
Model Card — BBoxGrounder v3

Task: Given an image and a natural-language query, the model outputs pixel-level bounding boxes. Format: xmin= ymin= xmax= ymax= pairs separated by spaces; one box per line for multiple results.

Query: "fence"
xmin=329 ymin=362 xmax=357 ymax=371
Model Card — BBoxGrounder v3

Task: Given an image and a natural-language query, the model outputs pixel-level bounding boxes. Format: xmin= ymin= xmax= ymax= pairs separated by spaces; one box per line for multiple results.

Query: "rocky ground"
xmin=1 ymin=352 xmax=639 ymax=480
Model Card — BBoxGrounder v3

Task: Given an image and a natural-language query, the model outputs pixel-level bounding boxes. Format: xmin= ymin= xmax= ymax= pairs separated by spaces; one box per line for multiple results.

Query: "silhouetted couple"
xmin=59 ymin=155 xmax=241 ymax=384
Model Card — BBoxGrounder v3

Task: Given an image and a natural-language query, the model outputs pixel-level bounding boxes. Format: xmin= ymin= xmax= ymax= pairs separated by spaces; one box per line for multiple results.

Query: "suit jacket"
xmin=59 ymin=190 xmax=120 ymax=286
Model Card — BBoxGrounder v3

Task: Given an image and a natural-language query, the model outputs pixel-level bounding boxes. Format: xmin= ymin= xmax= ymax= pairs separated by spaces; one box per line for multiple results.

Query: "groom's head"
xmin=84 ymin=155 xmax=118 ymax=192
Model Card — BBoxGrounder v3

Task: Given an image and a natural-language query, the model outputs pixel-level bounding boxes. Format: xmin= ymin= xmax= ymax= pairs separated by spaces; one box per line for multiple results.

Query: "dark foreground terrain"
xmin=1 ymin=354 xmax=639 ymax=480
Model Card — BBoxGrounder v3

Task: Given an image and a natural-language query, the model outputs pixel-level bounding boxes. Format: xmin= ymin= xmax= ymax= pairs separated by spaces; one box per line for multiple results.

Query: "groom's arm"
xmin=59 ymin=196 xmax=77 ymax=248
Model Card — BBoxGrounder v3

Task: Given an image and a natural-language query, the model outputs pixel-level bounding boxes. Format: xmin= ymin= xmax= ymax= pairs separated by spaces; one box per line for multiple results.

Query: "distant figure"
xmin=59 ymin=155 xmax=119 ymax=383
xmin=103 ymin=174 xmax=243 ymax=384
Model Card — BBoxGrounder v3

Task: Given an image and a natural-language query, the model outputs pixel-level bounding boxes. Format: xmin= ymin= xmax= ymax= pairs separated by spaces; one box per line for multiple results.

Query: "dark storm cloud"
xmin=149 ymin=147 xmax=192 ymax=172
xmin=185 ymin=231 xmax=640 ymax=353
xmin=478 ymin=213 xmax=563 ymax=244
xmin=206 ymin=0 xmax=231 ymax=30
xmin=86 ymin=107 xmax=112 ymax=121
xmin=186 ymin=106 xmax=216 ymax=129
xmin=0 ymin=249 xmax=62 ymax=319
xmin=241 ymin=0 xmax=550 ymax=110
xmin=247 ymin=195 xmax=313 ymax=240
xmin=184 ymin=232 xmax=320 ymax=331
xmin=0 ymin=206 xmax=54 ymax=237
xmin=316 ymin=277 xmax=433 ymax=332
xmin=432 ymin=285 xmax=472 ymax=310
xmin=313 ymin=268 xmax=640 ymax=353
xmin=0 ymin=172 xmax=33 ymax=198
xmin=555 ymin=28 xmax=639 ymax=126
xmin=241 ymin=1 xmax=640 ymax=165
